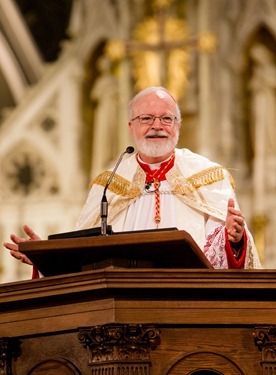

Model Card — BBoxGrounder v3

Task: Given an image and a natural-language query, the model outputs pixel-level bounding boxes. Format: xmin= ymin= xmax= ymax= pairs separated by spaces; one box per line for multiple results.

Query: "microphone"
xmin=101 ymin=146 xmax=135 ymax=236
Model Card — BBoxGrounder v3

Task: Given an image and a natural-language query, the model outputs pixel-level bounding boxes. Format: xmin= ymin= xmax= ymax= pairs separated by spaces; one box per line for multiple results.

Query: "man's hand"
xmin=3 ymin=225 xmax=41 ymax=265
xmin=226 ymin=198 xmax=245 ymax=243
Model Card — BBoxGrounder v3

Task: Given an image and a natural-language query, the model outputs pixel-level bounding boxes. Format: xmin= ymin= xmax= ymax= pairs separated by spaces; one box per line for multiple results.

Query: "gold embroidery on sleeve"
xmin=89 ymin=172 xmax=131 ymax=196
xmin=168 ymin=165 xmax=226 ymax=195
xmin=89 ymin=171 xmax=141 ymax=198
xmin=186 ymin=166 xmax=225 ymax=191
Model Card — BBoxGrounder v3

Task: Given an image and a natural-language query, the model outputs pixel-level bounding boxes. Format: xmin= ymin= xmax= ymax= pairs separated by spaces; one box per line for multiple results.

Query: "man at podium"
xmin=4 ymin=86 xmax=261 ymax=273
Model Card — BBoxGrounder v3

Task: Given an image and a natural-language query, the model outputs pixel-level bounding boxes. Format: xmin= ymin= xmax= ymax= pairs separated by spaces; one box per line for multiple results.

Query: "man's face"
xmin=128 ymin=91 xmax=181 ymax=163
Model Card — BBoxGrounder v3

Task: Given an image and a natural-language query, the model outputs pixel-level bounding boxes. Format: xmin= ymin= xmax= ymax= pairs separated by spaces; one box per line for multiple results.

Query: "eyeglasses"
xmin=131 ymin=114 xmax=177 ymax=126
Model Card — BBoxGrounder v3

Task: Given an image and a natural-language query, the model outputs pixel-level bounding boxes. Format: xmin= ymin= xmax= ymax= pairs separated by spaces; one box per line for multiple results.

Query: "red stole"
xmin=137 ymin=153 xmax=175 ymax=183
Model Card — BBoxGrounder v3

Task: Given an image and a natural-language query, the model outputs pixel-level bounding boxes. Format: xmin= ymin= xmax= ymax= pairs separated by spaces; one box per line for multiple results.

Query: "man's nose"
xmin=151 ymin=117 xmax=163 ymax=128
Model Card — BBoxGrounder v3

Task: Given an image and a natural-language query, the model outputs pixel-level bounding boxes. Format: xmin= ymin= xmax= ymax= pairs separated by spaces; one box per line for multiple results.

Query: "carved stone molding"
xmin=78 ymin=323 xmax=161 ymax=374
xmin=0 ymin=338 xmax=21 ymax=375
xmin=253 ymin=325 xmax=276 ymax=374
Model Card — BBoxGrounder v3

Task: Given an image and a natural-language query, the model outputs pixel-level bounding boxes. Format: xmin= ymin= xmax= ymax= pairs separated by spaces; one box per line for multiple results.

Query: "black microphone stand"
xmin=101 ymin=146 xmax=134 ymax=236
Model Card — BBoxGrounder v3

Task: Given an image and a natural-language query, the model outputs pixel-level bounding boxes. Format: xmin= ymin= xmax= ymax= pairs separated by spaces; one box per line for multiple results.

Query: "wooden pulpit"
xmin=0 ymin=229 xmax=275 ymax=375
xmin=19 ymin=229 xmax=213 ymax=276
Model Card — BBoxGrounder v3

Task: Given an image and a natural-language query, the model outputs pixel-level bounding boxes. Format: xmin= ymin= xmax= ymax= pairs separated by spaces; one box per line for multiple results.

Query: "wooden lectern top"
xmin=19 ymin=229 xmax=213 ymax=277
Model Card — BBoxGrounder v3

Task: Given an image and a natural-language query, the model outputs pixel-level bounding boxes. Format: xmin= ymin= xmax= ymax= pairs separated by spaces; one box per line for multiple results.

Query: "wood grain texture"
xmin=1 ymin=268 xmax=275 ymax=374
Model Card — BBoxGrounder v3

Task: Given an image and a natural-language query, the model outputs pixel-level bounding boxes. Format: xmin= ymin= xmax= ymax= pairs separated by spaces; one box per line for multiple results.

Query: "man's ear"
xmin=128 ymin=121 xmax=134 ymax=136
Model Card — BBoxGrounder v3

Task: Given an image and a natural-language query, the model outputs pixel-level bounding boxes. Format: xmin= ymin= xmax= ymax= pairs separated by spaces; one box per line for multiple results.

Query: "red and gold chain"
xmin=137 ymin=153 xmax=175 ymax=225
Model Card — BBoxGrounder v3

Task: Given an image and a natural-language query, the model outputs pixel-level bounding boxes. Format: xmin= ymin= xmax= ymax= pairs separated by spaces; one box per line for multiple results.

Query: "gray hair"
xmin=128 ymin=86 xmax=182 ymax=122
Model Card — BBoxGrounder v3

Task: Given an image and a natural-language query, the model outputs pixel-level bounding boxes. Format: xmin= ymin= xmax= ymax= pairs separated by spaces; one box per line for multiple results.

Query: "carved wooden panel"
xmin=26 ymin=358 xmax=81 ymax=375
xmin=254 ymin=325 xmax=276 ymax=375
xmin=0 ymin=338 xmax=21 ymax=375
xmin=165 ymin=352 xmax=244 ymax=375
xmin=1 ymin=268 xmax=275 ymax=374
xmin=78 ymin=323 xmax=160 ymax=374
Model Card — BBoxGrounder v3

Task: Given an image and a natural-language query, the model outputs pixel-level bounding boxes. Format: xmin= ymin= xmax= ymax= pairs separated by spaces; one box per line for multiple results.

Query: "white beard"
xmin=132 ymin=130 xmax=179 ymax=158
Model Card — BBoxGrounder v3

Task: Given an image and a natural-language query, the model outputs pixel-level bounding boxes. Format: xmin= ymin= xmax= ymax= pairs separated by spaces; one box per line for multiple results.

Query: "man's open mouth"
xmin=146 ymin=134 xmax=168 ymax=139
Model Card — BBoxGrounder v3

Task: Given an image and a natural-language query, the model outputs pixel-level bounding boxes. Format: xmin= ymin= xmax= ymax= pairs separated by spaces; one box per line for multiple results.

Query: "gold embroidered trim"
xmin=227 ymin=170 xmax=235 ymax=190
xmin=90 ymin=171 xmax=141 ymax=198
xmin=89 ymin=171 xmax=130 ymax=196
xmin=89 ymin=165 xmax=234 ymax=224
xmin=185 ymin=166 xmax=225 ymax=191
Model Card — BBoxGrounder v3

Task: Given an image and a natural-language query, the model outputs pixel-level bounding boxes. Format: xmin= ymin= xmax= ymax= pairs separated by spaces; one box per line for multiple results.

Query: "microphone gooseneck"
xmin=101 ymin=146 xmax=135 ymax=236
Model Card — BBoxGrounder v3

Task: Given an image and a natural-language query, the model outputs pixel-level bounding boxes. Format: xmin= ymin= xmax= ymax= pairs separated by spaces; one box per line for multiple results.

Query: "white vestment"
xmin=75 ymin=148 xmax=261 ymax=269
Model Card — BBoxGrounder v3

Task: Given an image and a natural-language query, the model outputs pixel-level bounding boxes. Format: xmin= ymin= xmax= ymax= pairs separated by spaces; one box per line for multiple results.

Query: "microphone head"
xmin=126 ymin=146 xmax=135 ymax=154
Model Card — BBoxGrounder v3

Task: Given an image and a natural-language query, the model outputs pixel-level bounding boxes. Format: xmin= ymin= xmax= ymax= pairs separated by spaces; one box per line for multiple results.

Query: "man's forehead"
xmin=138 ymin=90 xmax=173 ymax=103
xmin=155 ymin=89 xmax=168 ymax=99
